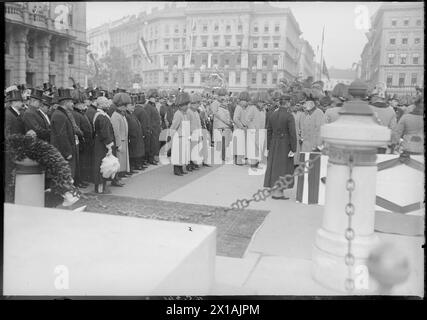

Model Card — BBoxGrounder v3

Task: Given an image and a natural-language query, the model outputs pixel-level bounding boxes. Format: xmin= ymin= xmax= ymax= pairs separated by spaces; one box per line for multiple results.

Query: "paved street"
xmin=82 ymin=161 xmax=424 ymax=296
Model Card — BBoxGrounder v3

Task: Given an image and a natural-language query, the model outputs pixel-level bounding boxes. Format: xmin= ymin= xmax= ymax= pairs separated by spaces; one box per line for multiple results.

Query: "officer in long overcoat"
xmin=263 ymin=94 xmax=297 ymax=200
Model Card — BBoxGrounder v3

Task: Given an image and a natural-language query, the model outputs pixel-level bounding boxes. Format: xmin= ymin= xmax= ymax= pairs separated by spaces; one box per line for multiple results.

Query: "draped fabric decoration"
xmin=138 ymin=36 xmax=152 ymax=64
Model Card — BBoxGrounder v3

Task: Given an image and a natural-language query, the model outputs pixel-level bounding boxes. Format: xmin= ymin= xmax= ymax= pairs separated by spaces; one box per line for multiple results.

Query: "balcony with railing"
xmin=5 ymin=2 xmax=24 ymax=22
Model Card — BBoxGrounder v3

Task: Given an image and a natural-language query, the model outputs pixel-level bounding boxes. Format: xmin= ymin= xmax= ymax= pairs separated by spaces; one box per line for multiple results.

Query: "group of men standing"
xmin=4 ymin=79 xmax=423 ymax=202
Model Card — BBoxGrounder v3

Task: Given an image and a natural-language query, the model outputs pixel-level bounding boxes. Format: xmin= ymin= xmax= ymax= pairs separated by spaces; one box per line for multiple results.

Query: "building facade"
xmin=360 ymin=2 xmax=424 ymax=96
xmin=87 ymin=2 xmax=314 ymax=92
xmin=5 ymin=2 xmax=88 ymax=88
xmin=323 ymin=67 xmax=357 ymax=91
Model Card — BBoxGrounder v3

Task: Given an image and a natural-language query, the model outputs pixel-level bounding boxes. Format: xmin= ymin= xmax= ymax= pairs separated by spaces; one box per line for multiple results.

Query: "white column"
xmin=312 ymin=93 xmax=391 ymax=293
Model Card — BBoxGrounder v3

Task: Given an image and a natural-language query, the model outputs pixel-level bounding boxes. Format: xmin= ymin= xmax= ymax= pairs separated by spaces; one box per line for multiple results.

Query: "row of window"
xmin=161 ymin=21 xmax=281 ymax=35
xmin=387 ymin=53 xmax=420 ymax=65
xmin=390 ymin=18 xmax=422 ymax=27
xmin=386 ymin=73 xmax=420 ymax=87
xmin=159 ymin=72 xmax=280 ymax=85
xmin=161 ymin=38 xmax=280 ymax=51
xmin=389 ymin=36 xmax=421 ymax=45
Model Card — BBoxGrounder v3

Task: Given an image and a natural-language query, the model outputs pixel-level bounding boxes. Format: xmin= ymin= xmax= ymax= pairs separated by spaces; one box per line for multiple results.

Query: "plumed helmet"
xmin=175 ymin=91 xmax=191 ymax=106
xmin=112 ymin=92 xmax=132 ymax=106
xmin=146 ymin=88 xmax=158 ymax=99
xmin=190 ymin=93 xmax=202 ymax=104
xmin=238 ymin=91 xmax=250 ymax=102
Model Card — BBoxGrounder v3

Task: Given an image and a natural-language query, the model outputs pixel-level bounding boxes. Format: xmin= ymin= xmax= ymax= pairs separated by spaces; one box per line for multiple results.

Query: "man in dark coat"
xmin=5 ymin=87 xmax=26 ymax=136
xmin=71 ymin=91 xmax=93 ymax=186
xmin=22 ymin=88 xmax=51 ymax=142
xmin=4 ymin=87 xmax=26 ymax=203
xmin=84 ymin=89 xmax=98 ymax=129
xmin=125 ymin=103 xmax=145 ymax=171
xmin=50 ymin=88 xmax=79 ymax=180
xmin=133 ymin=94 xmax=152 ymax=166
xmin=263 ymin=94 xmax=297 ymax=200
xmin=145 ymin=89 xmax=161 ymax=164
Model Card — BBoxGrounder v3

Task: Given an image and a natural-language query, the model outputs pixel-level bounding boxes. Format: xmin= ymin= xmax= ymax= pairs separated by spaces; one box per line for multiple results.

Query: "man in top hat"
xmin=71 ymin=90 xmax=93 ymax=187
xmin=50 ymin=88 xmax=79 ymax=179
xmin=263 ymin=94 xmax=297 ymax=200
xmin=5 ymin=86 xmax=26 ymax=136
xmin=22 ymin=88 xmax=51 ymax=142
xmin=145 ymin=89 xmax=161 ymax=165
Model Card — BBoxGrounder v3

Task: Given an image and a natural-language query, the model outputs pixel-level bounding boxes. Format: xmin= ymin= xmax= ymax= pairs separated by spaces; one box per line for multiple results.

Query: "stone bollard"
xmin=14 ymin=158 xmax=45 ymax=207
xmin=312 ymin=80 xmax=391 ymax=293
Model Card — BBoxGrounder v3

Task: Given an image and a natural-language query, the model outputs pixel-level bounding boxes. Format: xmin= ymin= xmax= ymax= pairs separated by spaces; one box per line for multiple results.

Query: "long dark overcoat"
xmin=145 ymin=101 xmax=161 ymax=157
xmin=134 ymin=105 xmax=152 ymax=159
xmin=22 ymin=107 xmax=51 ymax=142
xmin=72 ymin=108 xmax=94 ymax=182
xmin=50 ymin=106 xmax=78 ymax=177
xmin=125 ymin=110 xmax=145 ymax=158
xmin=263 ymin=107 xmax=297 ymax=189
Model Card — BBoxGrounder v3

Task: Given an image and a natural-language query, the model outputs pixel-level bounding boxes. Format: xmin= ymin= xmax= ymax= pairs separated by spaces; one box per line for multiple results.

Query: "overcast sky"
xmin=86 ymin=1 xmax=383 ymax=69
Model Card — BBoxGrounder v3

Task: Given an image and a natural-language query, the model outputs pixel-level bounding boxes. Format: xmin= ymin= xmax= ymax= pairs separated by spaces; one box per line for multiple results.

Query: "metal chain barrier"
xmin=344 ymin=153 xmax=356 ymax=292
xmin=230 ymin=153 xmax=322 ymax=210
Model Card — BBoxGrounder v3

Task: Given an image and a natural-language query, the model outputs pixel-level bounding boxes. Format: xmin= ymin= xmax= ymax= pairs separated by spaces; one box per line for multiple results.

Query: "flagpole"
xmin=320 ymin=25 xmax=325 ymax=82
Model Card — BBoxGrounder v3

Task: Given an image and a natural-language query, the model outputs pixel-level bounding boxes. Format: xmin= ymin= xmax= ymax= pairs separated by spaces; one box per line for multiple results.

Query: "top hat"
xmin=5 ymin=89 xmax=23 ymax=102
xmin=57 ymin=88 xmax=74 ymax=102
xmin=29 ymin=88 xmax=45 ymax=101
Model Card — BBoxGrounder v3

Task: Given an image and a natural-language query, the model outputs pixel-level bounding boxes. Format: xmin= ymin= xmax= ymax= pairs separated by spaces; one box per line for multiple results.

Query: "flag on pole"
xmin=138 ymin=36 xmax=152 ymax=64
xmin=322 ymin=59 xmax=330 ymax=80
xmin=187 ymin=19 xmax=196 ymax=67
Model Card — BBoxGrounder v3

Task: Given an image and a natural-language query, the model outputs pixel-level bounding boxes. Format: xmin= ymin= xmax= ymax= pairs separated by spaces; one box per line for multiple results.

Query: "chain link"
xmin=230 ymin=153 xmax=322 ymax=209
xmin=344 ymin=153 xmax=355 ymax=292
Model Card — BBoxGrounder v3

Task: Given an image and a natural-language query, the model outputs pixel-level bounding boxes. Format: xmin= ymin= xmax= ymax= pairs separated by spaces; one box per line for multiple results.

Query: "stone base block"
xmin=4 ymin=204 xmax=216 ymax=296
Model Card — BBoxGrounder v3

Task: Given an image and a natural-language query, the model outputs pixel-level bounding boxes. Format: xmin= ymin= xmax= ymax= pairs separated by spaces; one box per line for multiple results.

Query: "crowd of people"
xmin=4 ymin=79 xmax=424 ymax=200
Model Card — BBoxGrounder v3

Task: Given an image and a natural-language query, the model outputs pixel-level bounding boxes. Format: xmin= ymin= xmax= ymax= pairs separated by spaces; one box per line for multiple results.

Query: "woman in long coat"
xmin=125 ymin=103 xmax=145 ymax=171
xmin=92 ymin=96 xmax=116 ymax=193
xmin=170 ymin=92 xmax=191 ymax=176
xmin=110 ymin=93 xmax=131 ymax=176
xmin=298 ymin=100 xmax=325 ymax=152
xmin=263 ymin=95 xmax=297 ymax=200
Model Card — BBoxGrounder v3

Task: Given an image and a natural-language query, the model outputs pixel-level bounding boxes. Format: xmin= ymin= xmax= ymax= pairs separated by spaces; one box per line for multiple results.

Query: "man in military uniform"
xmin=22 ymin=88 xmax=51 ymax=142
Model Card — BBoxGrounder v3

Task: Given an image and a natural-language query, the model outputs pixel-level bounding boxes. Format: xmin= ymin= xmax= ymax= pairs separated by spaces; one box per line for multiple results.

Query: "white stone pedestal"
xmin=14 ymin=159 xmax=45 ymax=207
xmin=4 ymin=204 xmax=216 ymax=296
